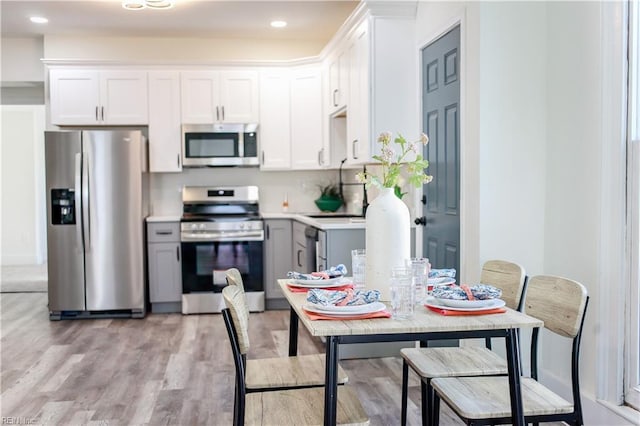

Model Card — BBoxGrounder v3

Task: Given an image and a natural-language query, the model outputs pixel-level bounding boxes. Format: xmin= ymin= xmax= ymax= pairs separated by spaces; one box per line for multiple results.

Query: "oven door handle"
xmin=181 ymin=231 xmax=264 ymax=242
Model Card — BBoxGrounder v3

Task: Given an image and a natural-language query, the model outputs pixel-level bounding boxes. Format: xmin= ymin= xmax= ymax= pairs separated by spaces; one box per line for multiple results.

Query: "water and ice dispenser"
xmin=51 ymin=189 xmax=76 ymax=225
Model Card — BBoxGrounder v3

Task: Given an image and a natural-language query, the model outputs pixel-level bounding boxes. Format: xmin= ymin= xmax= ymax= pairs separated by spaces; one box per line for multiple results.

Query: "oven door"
xmin=181 ymin=239 xmax=264 ymax=293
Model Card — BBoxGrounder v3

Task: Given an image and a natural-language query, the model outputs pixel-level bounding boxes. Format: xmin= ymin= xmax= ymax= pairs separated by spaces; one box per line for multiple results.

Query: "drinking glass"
xmin=405 ymin=257 xmax=430 ymax=304
xmin=351 ymin=249 xmax=366 ymax=289
xmin=389 ymin=267 xmax=415 ymax=320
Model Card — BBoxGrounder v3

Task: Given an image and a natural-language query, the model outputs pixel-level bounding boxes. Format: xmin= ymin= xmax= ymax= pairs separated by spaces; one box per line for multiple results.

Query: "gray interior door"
xmin=419 ymin=26 xmax=461 ymax=273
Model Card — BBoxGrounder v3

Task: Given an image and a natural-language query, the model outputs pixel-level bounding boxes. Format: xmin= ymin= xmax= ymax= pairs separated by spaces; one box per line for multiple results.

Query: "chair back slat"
xmin=480 ymin=260 xmax=526 ymax=310
xmin=226 ymin=268 xmax=250 ymax=320
xmin=524 ymin=275 xmax=588 ymax=338
xmin=226 ymin=268 xmax=245 ymax=291
xmin=222 ymin=285 xmax=251 ymax=354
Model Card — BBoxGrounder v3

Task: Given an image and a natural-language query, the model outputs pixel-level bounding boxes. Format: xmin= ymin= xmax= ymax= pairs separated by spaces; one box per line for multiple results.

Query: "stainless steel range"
xmin=180 ymin=186 xmax=265 ymax=314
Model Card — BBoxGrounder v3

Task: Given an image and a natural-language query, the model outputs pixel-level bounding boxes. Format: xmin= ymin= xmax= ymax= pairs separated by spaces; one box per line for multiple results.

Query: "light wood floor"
xmin=0 ymin=292 xmax=468 ymax=425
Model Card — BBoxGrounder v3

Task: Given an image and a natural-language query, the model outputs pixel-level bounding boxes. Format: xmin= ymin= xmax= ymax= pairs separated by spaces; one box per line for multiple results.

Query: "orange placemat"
xmin=425 ymin=305 xmax=507 ymax=316
xmin=302 ymin=308 xmax=391 ymax=321
xmin=287 ymin=283 xmax=354 ymax=293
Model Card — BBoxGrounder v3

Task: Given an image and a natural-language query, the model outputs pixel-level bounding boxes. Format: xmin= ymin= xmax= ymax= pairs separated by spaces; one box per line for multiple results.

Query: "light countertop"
xmin=146 ymin=215 xmax=181 ymax=223
xmin=146 ymin=213 xmax=367 ymax=230
xmin=262 ymin=212 xmax=366 ymax=230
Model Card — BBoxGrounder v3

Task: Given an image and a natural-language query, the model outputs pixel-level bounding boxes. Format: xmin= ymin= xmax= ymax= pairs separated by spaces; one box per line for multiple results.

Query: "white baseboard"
xmin=540 ymin=368 xmax=639 ymax=425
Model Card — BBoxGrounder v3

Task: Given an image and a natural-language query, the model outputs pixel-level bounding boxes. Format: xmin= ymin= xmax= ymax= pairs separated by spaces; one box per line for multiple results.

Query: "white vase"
xmin=365 ymin=187 xmax=411 ymax=301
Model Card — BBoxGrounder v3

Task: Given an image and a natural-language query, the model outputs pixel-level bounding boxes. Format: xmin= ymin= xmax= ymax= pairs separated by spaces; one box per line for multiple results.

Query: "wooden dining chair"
xmin=400 ymin=259 xmax=527 ymax=426
xmin=430 ymin=275 xmax=589 ymax=426
xmin=221 ymin=285 xmax=366 ymax=426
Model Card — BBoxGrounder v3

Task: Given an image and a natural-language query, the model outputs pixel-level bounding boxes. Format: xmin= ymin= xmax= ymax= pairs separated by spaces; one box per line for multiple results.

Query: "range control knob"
xmin=190 ymin=224 xmax=197 ymax=231
xmin=198 ymin=223 xmax=205 ymax=231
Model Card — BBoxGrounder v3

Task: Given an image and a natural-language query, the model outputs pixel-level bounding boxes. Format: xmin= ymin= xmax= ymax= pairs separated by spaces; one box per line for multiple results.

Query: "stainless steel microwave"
xmin=182 ymin=123 xmax=259 ymax=167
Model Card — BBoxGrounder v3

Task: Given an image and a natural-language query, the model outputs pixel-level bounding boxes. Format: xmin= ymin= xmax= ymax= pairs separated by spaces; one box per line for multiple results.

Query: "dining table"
xmin=278 ymin=279 xmax=544 ymax=426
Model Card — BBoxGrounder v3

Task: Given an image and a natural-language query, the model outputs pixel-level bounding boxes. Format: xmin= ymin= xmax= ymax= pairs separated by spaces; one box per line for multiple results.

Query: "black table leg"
xmin=505 ymin=328 xmax=525 ymax=426
xmin=288 ymin=307 xmax=299 ymax=356
xmin=324 ymin=335 xmax=339 ymax=426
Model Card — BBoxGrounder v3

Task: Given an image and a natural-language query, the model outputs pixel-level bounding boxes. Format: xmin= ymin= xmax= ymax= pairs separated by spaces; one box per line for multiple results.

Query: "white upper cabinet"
xmin=181 ymin=70 xmax=259 ymax=124
xmin=290 ymin=66 xmax=326 ymax=170
xmin=259 ymin=69 xmax=291 ymax=170
xmin=346 ymin=21 xmax=370 ymax=164
xmin=328 ymin=48 xmax=349 ymax=114
xmin=345 ymin=17 xmax=417 ymax=165
xmin=148 ymin=71 xmax=182 ymax=173
xmin=49 ymin=69 xmax=148 ymax=125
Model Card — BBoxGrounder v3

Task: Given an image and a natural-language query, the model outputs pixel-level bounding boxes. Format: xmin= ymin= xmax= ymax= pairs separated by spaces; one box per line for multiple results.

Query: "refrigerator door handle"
xmin=81 ymin=154 xmax=90 ymax=252
xmin=75 ymin=153 xmax=83 ymax=251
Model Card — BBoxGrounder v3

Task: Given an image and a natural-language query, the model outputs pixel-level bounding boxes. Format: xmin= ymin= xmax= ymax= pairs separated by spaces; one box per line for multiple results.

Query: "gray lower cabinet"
xmin=264 ymin=219 xmax=293 ymax=308
xmin=147 ymin=221 xmax=182 ymax=313
xmin=292 ymin=220 xmax=310 ymax=273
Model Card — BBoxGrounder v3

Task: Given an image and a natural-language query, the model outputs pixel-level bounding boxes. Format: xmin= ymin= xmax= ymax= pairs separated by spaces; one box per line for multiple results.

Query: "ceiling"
xmin=1 ymin=0 xmax=360 ymax=42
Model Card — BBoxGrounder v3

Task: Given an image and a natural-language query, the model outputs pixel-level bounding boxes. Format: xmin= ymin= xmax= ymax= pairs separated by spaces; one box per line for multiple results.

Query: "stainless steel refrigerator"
xmin=45 ymin=130 xmax=148 ymax=320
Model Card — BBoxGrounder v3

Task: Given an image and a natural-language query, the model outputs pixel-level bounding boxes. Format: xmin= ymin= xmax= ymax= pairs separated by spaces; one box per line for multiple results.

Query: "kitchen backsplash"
xmin=150 ymin=168 xmax=343 ymax=215
xmin=149 ymin=168 xmax=418 ymax=218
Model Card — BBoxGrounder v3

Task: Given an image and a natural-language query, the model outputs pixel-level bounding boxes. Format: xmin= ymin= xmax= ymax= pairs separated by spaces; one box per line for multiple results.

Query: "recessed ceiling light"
xmin=29 ymin=16 xmax=48 ymax=24
xmin=122 ymin=0 xmax=174 ymax=10
xmin=270 ymin=20 xmax=287 ymax=28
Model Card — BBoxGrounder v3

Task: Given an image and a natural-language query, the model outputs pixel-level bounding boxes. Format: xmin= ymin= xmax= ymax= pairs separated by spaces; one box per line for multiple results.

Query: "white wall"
xmin=478 ymin=2 xmax=547 ymax=274
xmin=1 ymin=106 xmax=46 ymax=265
xmin=415 ymin=1 xmax=630 ymax=424
xmin=43 ymin=35 xmax=325 ymax=62
xmin=1 ymin=37 xmax=44 ymax=82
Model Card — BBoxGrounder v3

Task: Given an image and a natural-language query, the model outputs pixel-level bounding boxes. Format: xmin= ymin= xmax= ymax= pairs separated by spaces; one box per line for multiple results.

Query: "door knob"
xmin=414 ymin=216 xmax=427 ymax=226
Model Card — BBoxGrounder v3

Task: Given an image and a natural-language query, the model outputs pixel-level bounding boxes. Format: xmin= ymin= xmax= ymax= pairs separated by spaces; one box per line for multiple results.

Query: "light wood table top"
xmin=278 ymin=279 xmax=543 ymax=337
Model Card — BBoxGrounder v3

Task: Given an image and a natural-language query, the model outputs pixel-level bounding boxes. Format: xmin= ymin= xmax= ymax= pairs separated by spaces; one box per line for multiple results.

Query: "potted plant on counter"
xmin=314 ymin=183 xmax=343 ymax=212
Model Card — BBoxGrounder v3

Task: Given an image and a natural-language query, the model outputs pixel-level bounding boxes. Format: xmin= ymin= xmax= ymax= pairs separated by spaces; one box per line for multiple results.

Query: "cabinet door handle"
xmin=221 ymin=106 xmax=225 ymax=121
xmin=261 ymin=150 xmax=265 ymax=165
xmin=101 ymin=106 xmax=105 ymax=121
xmin=155 ymin=230 xmax=173 ymax=235
xmin=297 ymin=249 xmax=303 ymax=267
xmin=176 ymin=246 xmax=180 ymax=262
xmin=333 ymin=89 xmax=339 ymax=107
xmin=352 ymin=139 xmax=359 ymax=159
xmin=95 ymin=106 xmax=99 ymax=121
xmin=216 ymin=106 xmax=220 ymax=121
xmin=317 ymin=149 xmax=323 ymax=166
xmin=266 ymin=224 xmax=270 ymax=240
xmin=177 ymin=154 xmax=181 ymax=168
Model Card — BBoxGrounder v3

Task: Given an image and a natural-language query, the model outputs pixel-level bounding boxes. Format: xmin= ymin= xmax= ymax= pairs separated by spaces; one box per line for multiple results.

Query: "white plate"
xmin=303 ymin=302 xmax=387 ymax=315
xmin=427 ymin=277 xmax=456 ymax=287
xmin=425 ymin=297 xmax=506 ymax=311
xmin=289 ymin=277 xmax=346 ymax=287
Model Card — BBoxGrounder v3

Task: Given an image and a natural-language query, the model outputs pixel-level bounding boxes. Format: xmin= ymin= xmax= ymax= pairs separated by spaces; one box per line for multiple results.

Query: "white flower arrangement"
xmin=356 ymin=132 xmax=433 ymax=198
